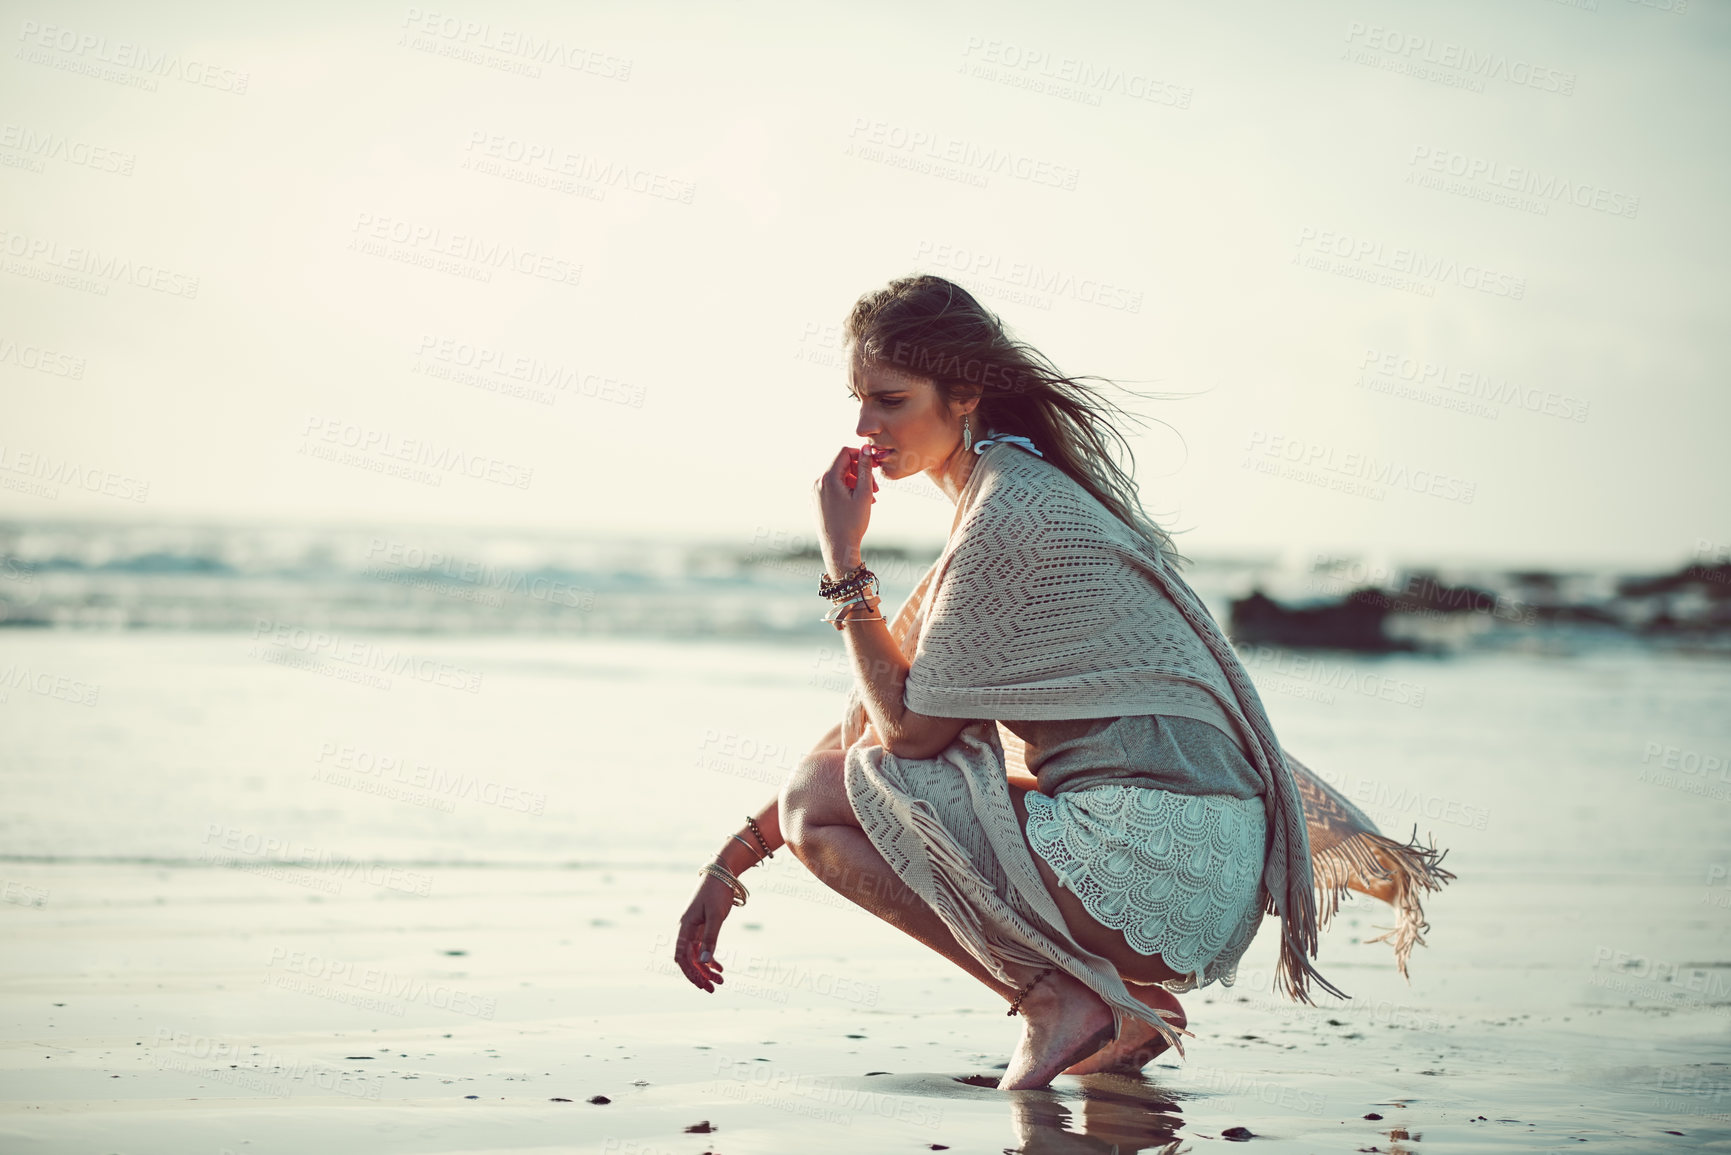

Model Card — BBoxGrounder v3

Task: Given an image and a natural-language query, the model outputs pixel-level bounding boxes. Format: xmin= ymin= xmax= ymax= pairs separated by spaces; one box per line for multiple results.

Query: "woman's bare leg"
xmin=778 ymin=748 xmax=1017 ymax=999
xmin=781 ymin=750 xmax=1119 ymax=1089
xmin=1001 ymin=787 xmax=1191 ymax=1077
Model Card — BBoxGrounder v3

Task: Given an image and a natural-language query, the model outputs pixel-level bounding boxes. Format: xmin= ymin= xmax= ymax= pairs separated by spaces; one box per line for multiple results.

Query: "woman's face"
xmin=847 ymin=356 xmax=978 ymax=483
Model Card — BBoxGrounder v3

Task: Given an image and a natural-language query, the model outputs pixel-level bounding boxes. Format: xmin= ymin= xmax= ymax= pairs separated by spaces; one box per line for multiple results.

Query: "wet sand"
xmin=2 ymin=856 xmax=1726 ymax=1153
xmin=2 ymin=632 xmax=1728 ymax=1152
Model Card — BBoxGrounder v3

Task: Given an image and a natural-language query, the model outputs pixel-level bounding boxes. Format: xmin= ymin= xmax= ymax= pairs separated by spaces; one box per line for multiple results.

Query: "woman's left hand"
xmin=674 ymin=876 xmax=736 ymax=993
xmin=813 ymin=446 xmax=877 ymax=569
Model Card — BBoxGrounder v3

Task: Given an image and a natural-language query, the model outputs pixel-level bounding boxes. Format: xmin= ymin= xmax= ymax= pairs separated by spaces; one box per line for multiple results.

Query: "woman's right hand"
xmin=674 ymin=876 xmax=736 ymax=993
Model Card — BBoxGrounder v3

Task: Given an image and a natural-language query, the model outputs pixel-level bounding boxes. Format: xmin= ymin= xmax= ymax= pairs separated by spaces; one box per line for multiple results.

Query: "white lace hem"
xmin=1024 ymin=785 xmax=1266 ymax=991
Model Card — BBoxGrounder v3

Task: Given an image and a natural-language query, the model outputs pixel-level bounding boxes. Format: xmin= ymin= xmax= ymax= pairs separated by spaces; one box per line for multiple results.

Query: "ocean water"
xmin=4 ymin=520 xmax=1729 ymax=1031
xmin=4 ymin=623 xmax=1727 ymax=880
xmin=1 ymin=518 xmax=1697 ymax=644
xmin=4 ymin=572 xmax=1730 ymax=1151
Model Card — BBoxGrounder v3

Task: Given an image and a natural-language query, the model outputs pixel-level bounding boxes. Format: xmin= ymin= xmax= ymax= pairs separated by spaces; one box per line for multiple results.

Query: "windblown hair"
xmin=843 ymin=274 xmax=1186 ymax=566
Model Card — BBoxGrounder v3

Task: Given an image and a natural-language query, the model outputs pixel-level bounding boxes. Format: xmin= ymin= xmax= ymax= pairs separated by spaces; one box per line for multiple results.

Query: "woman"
xmin=674 ymin=275 xmax=1451 ymax=1091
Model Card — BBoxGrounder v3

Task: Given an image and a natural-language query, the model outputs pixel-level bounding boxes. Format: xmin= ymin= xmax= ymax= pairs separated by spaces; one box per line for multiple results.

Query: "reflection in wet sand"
xmin=945 ymin=1073 xmax=1187 ymax=1153
xmin=1007 ymin=1087 xmax=1184 ymax=1154
xmin=834 ymin=1071 xmax=1186 ymax=1152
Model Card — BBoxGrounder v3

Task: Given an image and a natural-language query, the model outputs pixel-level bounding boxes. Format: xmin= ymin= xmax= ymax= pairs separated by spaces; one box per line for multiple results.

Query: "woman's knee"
xmin=778 ymin=749 xmax=849 ymax=850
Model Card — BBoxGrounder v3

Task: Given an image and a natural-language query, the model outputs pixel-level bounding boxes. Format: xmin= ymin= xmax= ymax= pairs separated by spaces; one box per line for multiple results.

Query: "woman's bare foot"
xmin=998 ymin=970 xmax=1116 ymax=1091
xmin=1063 ymin=983 xmax=1187 ymax=1076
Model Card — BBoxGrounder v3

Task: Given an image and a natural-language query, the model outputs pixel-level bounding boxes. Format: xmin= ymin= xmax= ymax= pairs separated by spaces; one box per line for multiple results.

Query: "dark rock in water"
xmin=1642 ymin=602 xmax=1731 ymax=635
xmin=549 ymin=1097 xmax=571 ymax=1102
xmin=1364 ymin=1112 xmax=1383 ymax=1120
xmin=1617 ymin=561 xmax=1731 ymax=636
xmin=1527 ymin=603 xmax=1621 ymax=626
xmin=684 ymin=1120 xmax=716 ymax=1133
xmin=1230 ymin=588 xmax=1411 ymax=651
xmin=1222 ymin=1125 xmax=1256 ymax=1140
xmin=587 ymin=1095 xmax=610 ymax=1104
xmin=1383 ymin=574 xmax=1505 ymax=617
xmin=1620 ymin=562 xmax=1731 ymax=599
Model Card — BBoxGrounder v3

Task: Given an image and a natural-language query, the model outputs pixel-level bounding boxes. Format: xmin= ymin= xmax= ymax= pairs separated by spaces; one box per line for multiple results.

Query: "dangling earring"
xmin=962 ymin=415 xmax=972 ymax=453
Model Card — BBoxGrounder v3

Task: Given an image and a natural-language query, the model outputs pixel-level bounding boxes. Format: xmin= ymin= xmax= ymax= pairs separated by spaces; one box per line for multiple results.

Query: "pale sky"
xmin=2 ymin=0 xmax=1726 ymax=570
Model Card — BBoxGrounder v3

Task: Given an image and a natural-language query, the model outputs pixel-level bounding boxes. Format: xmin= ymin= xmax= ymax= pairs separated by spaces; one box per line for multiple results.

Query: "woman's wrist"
xmin=715 ymin=837 xmax=764 ymax=875
xmin=823 ymin=548 xmax=863 ymax=576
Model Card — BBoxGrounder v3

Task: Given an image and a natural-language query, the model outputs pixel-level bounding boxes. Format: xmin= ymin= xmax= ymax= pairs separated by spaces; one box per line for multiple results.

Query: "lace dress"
xmin=1010 ymin=714 xmax=1268 ymax=992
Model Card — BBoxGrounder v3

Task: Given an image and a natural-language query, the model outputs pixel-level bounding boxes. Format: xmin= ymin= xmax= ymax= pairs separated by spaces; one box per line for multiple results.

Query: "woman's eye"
xmin=881 ymin=398 xmax=903 ymax=407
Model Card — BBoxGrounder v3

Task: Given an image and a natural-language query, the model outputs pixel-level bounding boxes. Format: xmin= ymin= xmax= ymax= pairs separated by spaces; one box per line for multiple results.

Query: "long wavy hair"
xmin=843 ymin=274 xmax=1186 ymax=566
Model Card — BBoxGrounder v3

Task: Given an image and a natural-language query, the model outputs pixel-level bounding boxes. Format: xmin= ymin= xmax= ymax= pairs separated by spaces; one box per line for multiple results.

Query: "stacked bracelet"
xmin=699 ymin=861 xmax=749 ymax=906
xmin=823 ymin=594 xmax=883 ymax=629
xmin=820 ymin=564 xmax=885 ymax=629
xmin=826 ymin=576 xmax=877 ymax=606
xmin=819 ymin=563 xmax=874 ymax=600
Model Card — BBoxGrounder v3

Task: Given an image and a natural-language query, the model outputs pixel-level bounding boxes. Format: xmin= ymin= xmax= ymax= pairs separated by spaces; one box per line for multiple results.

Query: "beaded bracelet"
xmin=844 ymin=574 xmax=886 ymax=602
xmin=744 ymin=815 xmax=774 ymax=860
xmin=819 ymin=562 xmax=870 ymax=599
xmin=820 ymin=566 xmax=878 ymax=601
xmin=823 ymin=578 xmax=879 ymax=606
xmin=827 ymin=575 xmax=879 ymax=603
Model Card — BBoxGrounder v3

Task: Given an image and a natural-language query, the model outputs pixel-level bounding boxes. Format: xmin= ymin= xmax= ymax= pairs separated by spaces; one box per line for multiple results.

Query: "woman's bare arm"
xmin=810 ymin=721 xmax=843 ymax=754
xmin=675 ymin=792 xmax=786 ymax=993
xmin=814 ymin=447 xmax=972 ymax=760
xmin=829 ymin=577 xmax=972 ymax=759
xmin=710 ymin=796 xmax=783 ymax=877
xmin=715 ymin=721 xmax=845 ymax=884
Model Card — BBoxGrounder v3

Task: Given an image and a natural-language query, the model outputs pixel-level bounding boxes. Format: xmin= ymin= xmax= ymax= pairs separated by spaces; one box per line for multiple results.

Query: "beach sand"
xmin=2 ymin=631 xmax=1728 ymax=1152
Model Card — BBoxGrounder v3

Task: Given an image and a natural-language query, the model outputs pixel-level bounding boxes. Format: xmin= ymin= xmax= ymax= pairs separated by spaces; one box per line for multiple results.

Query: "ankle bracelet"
xmin=1006 ymin=966 xmax=1056 ymax=1017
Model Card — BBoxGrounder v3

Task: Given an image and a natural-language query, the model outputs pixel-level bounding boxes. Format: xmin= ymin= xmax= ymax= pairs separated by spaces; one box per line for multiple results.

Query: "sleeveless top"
xmin=1001 ymin=713 xmax=1265 ymax=801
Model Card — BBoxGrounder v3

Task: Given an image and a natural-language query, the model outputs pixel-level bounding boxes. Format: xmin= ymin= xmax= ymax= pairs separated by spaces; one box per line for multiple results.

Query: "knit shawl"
xmin=841 ymin=439 xmax=1451 ymax=1007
